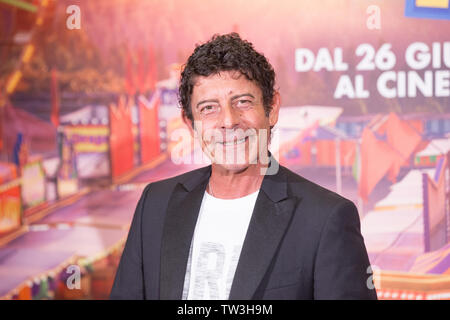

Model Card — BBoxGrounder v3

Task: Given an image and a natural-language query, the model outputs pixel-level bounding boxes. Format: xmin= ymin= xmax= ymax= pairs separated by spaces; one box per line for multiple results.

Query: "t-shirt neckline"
xmin=205 ymin=189 xmax=260 ymax=201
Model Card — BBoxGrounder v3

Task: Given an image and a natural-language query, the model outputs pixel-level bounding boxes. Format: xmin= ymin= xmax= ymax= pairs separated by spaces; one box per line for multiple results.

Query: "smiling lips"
xmin=216 ymin=136 xmax=249 ymax=146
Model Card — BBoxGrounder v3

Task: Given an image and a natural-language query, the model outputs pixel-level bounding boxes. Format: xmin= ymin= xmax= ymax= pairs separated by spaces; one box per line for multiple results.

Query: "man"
xmin=110 ymin=33 xmax=377 ymax=300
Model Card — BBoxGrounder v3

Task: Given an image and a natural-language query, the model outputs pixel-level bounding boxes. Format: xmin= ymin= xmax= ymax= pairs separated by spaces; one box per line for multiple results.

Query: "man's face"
xmin=183 ymin=70 xmax=280 ymax=173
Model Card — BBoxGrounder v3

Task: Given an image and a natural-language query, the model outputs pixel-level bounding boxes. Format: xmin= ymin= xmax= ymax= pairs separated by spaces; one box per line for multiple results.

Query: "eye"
xmin=235 ymin=99 xmax=252 ymax=108
xmin=200 ymin=105 xmax=218 ymax=115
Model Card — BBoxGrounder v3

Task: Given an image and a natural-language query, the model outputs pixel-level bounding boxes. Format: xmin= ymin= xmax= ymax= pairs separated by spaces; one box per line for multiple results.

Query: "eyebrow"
xmin=196 ymin=93 xmax=255 ymax=109
xmin=231 ymin=93 xmax=255 ymax=101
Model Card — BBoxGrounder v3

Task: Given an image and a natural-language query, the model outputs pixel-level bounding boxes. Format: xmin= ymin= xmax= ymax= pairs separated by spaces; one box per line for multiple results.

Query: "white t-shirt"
xmin=182 ymin=189 xmax=260 ymax=300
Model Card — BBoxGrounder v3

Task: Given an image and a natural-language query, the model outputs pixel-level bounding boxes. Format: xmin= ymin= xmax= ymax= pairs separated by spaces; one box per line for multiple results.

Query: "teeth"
xmin=221 ymin=137 xmax=246 ymax=146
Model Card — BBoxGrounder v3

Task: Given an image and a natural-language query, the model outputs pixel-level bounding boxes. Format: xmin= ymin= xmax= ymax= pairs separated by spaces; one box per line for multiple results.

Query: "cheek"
xmin=245 ymin=113 xmax=271 ymax=133
xmin=241 ymin=108 xmax=265 ymax=124
xmin=197 ymin=124 xmax=217 ymax=144
xmin=193 ymin=118 xmax=212 ymax=134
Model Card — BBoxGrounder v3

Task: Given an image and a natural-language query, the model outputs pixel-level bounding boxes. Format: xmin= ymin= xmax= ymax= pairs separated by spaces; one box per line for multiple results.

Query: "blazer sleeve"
xmin=110 ymin=184 xmax=151 ymax=300
xmin=313 ymin=199 xmax=378 ymax=300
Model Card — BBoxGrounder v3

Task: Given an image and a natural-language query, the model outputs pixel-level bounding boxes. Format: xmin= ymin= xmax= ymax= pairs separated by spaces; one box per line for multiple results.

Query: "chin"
xmin=202 ymin=141 xmax=260 ymax=172
xmin=210 ymin=152 xmax=260 ymax=174
xmin=213 ymin=162 xmax=251 ymax=173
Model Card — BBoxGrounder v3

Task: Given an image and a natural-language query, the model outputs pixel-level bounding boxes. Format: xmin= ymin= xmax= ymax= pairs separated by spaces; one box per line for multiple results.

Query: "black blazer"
xmin=110 ymin=158 xmax=377 ymax=300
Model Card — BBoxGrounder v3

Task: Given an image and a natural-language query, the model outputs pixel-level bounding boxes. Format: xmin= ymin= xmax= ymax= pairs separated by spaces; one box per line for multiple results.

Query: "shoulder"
xmin=134 ymin=165 xmax=210 ymax=226
xmin=140 ymin=165 xmax=210 ymax=199
xmin=281 ymin=165 xmax=349 ymax=203
xmin=280 ymin=165 xmax=358 ymax=220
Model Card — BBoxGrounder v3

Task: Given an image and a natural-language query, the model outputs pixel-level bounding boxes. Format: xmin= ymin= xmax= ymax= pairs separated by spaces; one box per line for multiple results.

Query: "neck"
xmin=208 ymin=162 xmax=268 ymax=199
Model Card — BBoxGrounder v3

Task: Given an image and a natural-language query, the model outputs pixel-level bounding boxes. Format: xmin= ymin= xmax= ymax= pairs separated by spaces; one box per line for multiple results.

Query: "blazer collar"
xmin=160 ymin=154 xmax=301 ymax=299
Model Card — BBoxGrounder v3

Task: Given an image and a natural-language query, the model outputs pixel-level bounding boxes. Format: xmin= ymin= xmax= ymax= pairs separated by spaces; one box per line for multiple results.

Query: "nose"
xmin=219 ymin=103 xmax=240 ymax=129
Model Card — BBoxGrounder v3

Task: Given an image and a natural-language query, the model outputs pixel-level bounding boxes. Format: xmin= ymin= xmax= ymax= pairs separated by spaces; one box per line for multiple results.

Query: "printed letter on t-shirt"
xmin=193 ymin=242 xmax=225 ymax=299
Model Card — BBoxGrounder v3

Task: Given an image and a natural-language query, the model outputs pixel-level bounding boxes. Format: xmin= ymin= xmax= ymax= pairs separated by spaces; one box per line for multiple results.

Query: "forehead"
xmin=191 ymin=70 xmax=262 ymax=99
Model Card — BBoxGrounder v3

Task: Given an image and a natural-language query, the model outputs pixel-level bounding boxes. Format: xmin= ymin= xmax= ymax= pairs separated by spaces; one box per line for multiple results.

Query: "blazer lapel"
xmin=159 ymin=166 xmax=211 ymax=299
xmin=228 ymin=164 xmax=301 ymax=300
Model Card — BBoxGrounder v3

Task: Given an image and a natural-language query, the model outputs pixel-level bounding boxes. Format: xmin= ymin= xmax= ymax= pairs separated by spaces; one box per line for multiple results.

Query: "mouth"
xmin=217 ymin=136 xmax=249 ymax=147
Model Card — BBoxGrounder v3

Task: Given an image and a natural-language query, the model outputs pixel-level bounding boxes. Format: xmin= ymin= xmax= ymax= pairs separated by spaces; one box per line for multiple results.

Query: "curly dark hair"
xmin=178 ymin=33 xmax=276 ymax=124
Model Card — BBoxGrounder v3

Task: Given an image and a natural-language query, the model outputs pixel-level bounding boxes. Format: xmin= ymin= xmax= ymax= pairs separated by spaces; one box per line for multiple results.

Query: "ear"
xmin=269 ymin=91 xmax=281 ymax=127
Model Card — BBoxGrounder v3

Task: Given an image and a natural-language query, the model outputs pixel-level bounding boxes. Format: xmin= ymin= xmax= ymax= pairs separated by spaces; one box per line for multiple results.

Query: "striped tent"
xmin=415 ymin=139 xmax=450 ymax=167
xmin=410 ymin=243 xmax=450 ymax=275
xmin=361 ymin=168 xmax=436 ymax=272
